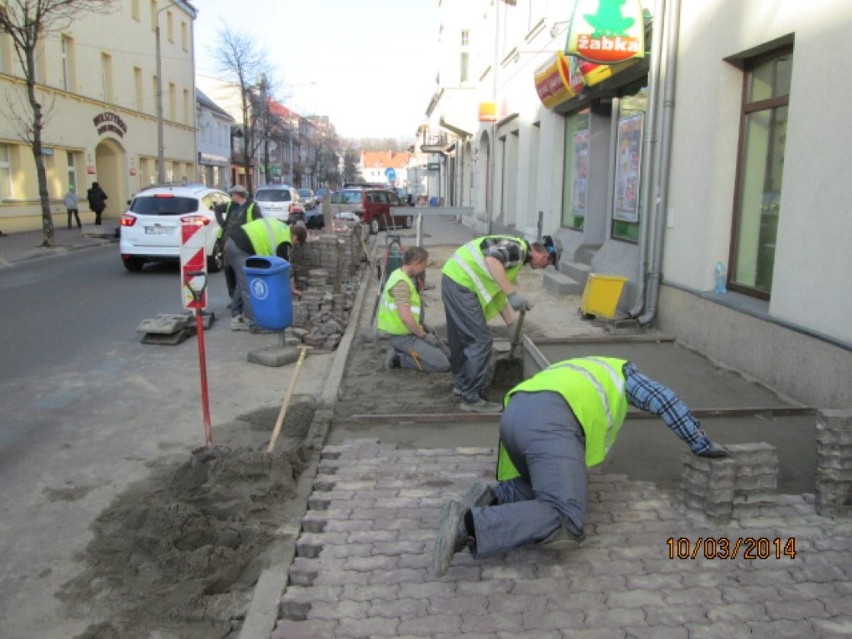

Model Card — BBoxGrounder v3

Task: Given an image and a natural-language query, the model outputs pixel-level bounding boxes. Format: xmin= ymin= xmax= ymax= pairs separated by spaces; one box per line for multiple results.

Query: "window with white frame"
xmin=0 ymin=145 xmax=12 ymax=199
xmin=101 ymin=53 xmax=113 ymax=102
xmin=66 ymin=151 xmax=77 ymax=189
xmin=61 ymin=35 xmax=75 ymax=91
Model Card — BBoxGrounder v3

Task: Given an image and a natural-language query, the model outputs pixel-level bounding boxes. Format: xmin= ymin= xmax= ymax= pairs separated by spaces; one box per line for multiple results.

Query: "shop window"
xmin=611 ymin=89 xmax=648 ymax=242
xmin=561 ymin=109 xmax=590 ymax=229
xmin=729 ymin=47 xmax=791 ymax=298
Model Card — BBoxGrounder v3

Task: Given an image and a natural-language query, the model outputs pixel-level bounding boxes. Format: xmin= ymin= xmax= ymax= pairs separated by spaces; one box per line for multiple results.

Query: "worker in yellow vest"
xmin=432 ymin=357 xmax=731 ymax=576
xmin=378 ymin=246 xmax=450 ymax=373
xmin=216 ymin=184 xmax=263 ymax=319
xmin=227 ymin=218 xmax=306 ymax=334
xmin=441 ymin=235 xmax=553 ymax=413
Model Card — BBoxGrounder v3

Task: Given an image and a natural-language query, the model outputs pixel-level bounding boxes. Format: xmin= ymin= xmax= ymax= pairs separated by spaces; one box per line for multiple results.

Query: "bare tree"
xmin=212 ymin=26 xmax=271 ymax=193
xmin=0 ymin=0 xmax=113 ymax=247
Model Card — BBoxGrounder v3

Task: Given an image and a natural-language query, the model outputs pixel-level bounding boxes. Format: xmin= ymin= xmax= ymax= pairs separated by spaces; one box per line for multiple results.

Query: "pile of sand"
xmin=60 ymin=402 xmax=316 ymax=639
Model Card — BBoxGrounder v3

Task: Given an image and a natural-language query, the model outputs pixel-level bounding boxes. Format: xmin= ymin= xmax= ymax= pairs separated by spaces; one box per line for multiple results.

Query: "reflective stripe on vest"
xmin=377 ymin=269 xmax=422 ymax=335
xmin=496 ymin=357 xmax=629 ymax=479
xmin=441 ymin=236 xmax=526 ymax=321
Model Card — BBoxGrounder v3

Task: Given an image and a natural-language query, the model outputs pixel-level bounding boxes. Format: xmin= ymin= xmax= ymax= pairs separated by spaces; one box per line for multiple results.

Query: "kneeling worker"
xmin=228 ymin=218 xmax=307 ymax=333
xmin=432 ymin=356 xmax=731 ymax=576
xmin=378 ymin=246 xmax=450 ymax=373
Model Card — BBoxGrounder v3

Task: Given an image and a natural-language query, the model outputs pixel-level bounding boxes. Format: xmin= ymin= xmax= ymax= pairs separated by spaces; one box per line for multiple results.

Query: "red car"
xmin=329 ymin=187 xmax=413 ymax=234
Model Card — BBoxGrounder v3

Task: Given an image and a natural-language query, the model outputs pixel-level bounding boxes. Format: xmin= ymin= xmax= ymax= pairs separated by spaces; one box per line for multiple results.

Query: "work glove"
xmin=507 ymin=291 xmax=533 ymax=312
xmin=695 ymin=441 xmax=732 ymax=458
xmin=423 ymin=332 xmax=441 ymax=347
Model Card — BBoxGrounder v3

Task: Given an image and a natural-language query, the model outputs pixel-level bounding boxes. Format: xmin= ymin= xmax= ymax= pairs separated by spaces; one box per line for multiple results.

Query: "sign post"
xmin=180 ymin=222 xmax=213 ymax=447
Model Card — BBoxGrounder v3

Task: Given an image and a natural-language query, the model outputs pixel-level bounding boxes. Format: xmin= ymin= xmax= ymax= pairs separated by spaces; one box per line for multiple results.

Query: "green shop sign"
xmin=565 ymin=0 xmax=645 ymax=65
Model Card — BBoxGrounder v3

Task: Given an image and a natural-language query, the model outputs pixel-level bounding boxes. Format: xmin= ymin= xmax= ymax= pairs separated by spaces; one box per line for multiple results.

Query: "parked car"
xmin=315 ymin=187 xmax=332 ymax=205
xmin=329 ymin=187 xmax=413 ymax=234
xmin=297 ymin=188 xmax=317 ymax=210
xmin=119 ymin=183 xmax=229 ymax=272
xmin=253 ymin=185 xmax=305 ymax=224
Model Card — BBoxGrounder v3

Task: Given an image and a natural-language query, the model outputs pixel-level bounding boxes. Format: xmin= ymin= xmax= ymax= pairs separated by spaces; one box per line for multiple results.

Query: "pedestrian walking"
xmin=432 ymin=356 xmax=732 ymax=577
xmin=86 ymin=182 xmax=108 ymax=225
xmin=226 ymin=217 xmax=305 ymax=334
xmin=441 ymin=235 xmax=553 ymax=412
xmin=215 ymin=184 xmax=263 ymax=318
xmin=64 ymin=185 xmax=81 ymax=229
xmin=378 ymin=246 xmax=450 ymax=373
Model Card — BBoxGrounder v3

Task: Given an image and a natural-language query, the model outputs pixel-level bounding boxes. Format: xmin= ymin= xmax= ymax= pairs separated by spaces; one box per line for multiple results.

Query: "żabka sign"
xmin=565 ymin=0 xmax=645 ymax=65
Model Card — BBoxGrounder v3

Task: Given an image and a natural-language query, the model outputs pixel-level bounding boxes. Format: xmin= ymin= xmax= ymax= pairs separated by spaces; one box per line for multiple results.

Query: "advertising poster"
xmin=614 ymin=113 xmax=644 ymax=222
xmin=572 ymin=129 xmax=590 ymax=217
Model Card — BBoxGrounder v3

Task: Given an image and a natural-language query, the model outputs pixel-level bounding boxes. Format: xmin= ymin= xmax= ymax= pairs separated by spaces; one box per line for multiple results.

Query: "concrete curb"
xmin=238 ymin=234 xmax=377 ymax=639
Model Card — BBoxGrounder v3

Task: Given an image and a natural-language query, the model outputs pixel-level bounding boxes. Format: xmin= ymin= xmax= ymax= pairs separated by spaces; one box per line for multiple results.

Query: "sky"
xmin=192 ymin=0 xmax=440 ymax=141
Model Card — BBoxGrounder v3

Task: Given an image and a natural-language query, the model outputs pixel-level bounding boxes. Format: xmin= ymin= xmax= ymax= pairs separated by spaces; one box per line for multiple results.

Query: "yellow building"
xmin=0 ymin=0 xmax=198 ymax=232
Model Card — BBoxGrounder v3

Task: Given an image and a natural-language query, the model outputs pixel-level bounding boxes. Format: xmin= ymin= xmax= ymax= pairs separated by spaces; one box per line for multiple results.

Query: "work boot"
xmin=432 ymin=500 xmax=471 ymax=578
xmin=538 ymin=525 xmax=584 ymax=550
xmin=460 ymin=481 xmax=495 ymax=509
xmin=383 ymin=346 xmax=400 ymax=369
xmin=230 ymin=315 xmax=249 ymax=331
xmin=460 ymin=398 xmax=503 ymax=413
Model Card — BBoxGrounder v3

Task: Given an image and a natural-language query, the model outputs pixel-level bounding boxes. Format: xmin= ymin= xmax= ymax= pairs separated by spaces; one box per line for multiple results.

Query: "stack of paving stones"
xmin=681 ymin=443 xmax=779 ymax=524
xmin=815 ymin=409 xmax=852 ymax=519
xmin=271 ymin=439 xmax=852 ymax=639
xmin=300 ymin=225 xmax=361 ymax=279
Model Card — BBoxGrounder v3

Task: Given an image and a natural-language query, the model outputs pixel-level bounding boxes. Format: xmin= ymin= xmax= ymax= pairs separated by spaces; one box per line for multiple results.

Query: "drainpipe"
xmin=629 ymin=0 xmax=666 ymax=318
xmin=637 ymin=0 xmax=681 ymax=325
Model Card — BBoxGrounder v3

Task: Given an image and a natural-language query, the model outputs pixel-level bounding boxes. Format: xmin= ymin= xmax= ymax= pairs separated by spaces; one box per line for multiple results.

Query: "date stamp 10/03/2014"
xmin=666 ymin=537 xmax=797 ymax=560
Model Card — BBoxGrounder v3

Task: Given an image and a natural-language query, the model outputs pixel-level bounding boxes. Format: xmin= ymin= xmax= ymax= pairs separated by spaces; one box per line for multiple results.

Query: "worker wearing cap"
xmin=441 ymin=235 xmax=554 ymax=413
xmin=378 ymin=246 xmax=450 ymax=373
xmin=216 ymin=184 xmax=263 ymax=319
xmin=227 ymin=218 xmax=306 ymax=333
xmin=432 ymin=356 xmax=732 ymax=577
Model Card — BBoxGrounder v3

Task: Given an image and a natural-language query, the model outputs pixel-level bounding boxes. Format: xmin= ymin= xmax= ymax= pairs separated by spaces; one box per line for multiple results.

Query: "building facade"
xmin=427 ymin=0 xmax=852 ymax=409
xmin=0 ymin=0 xmax=198 ymax=231
xmin=196 ymin=89 xmax=233 ymax=190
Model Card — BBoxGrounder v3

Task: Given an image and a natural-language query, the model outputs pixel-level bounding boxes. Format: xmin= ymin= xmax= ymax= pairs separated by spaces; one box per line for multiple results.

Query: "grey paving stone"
xmin=810 ymin=615 xmax=852 ymax=637
xmin=644 ymin=604 xmax=708 ymax=626
xmin=521 ymin=608 xmax=586 ymax=631
xmin=705 ymin=602 xmax=769 ymax=623
xmin=270 ymin=619 xmax=339 ymax=639
xmin=684 ymin=622 xmax=750 ymax=639
xmin=583 ymin=606 xmax=646 ymax=628
xmin=746 ymin=619 xmax=818 ymax=638
xmin=623 ymin=626 xmax=689 ymax=639
xmin=397 ymin=613 xmax=462 ymax=636
xmin=765 ymin=598 xmax=829 ymax=620
xmin=307 ymin=599 xmax=369 ymax=620
xmin=334 ymin=616 xmax=402 ymax=638
xmin=607 ymin=589 xmax=667 ymax=609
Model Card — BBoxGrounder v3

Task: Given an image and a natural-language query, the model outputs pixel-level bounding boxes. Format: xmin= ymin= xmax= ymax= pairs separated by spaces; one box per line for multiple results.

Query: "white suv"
xmin=254 ymin=185 xmax=305 ymax=224
xmin=119 ymin=184 xmax=230 ymax=272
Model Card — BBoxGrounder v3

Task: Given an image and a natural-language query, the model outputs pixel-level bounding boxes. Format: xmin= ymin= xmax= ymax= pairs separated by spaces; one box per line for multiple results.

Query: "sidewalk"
xmin=0 ymin=225 xmax=117 ymax=268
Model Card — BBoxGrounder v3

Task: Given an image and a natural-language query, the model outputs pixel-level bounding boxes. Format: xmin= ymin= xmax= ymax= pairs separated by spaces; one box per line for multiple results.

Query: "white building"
xmin=428 ymin=0 xmax=852 ymax=409
xmin=0 ymin=0 xmax=198 ymax=231
xmin=196 ymin=89 xmax=233 ymax=190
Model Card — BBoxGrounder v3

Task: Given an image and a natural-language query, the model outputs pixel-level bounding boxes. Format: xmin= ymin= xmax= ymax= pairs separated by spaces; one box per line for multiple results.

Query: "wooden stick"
xmin=267 ymin=347 xmax=309 ymax=453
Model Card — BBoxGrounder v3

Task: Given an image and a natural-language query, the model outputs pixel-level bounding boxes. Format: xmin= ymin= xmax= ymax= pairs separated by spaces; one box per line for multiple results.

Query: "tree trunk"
xmin=26 ymin=53 xmax=54 ymax=247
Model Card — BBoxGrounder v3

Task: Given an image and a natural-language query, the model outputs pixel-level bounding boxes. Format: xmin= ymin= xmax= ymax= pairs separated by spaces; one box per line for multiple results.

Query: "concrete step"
xmin=543 ymin=269 xmax=583 ymax=296
xmin=575 ymin=244 xmax=601 ymax=265
xmin=562 ymin=260 xmax=591 ymax=287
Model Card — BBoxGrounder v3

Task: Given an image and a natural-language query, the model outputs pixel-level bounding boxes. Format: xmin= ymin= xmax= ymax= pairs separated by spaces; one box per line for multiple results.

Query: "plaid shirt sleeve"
xmin=623 ymin=362 xmax=712 ymax=453
xmin=480 ymin=238 xmax=525 ymax=269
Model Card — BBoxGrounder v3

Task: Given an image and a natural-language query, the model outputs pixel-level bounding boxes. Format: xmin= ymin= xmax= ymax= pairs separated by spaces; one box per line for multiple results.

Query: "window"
xmin=134 ymin=66 xmax=144 ymax=111
xmin=166 ymin=10 xmax=174 ymax=42
xmin=168 ymin=82 xmax=176 ymax=120
xmin=150 ymin=0 xmax=157 ymax=30
xmin=0 ymin=19 xmax=11 ymax=74
xmin=66 ymin=151 xmax=77 ymax=189
xmin=561 ymin=109 xmax=590 ymax=229
xmin=729 ymin=47 xmax=792 ymax=298
xmin=101 ymin=53 xmax=113 ymax=102
xmin=183 ymin=88 xmax=190 ymax=124
xmin=460 ymin=30 xmax=470 ymax=84
xmin=61 ymin=35 xmax=75 ymax=91
xmin=131 ymin=0 xmax=140 ymax=21
xmin=0 ymin=145 xmax=12 ymax=199
xmin=611 ymin=89 xmax=648 ymax=242
xmin=181 ymin=21 xmax=188 ymax=51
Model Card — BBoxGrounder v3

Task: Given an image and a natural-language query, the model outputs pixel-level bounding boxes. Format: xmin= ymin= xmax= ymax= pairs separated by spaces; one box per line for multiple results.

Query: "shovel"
xmin=492 ymin=309 xmax=526 ymax=389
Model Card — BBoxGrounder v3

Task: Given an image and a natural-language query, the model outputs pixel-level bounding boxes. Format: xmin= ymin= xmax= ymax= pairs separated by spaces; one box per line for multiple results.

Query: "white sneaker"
xmin=230 ymin=315 xmax=249 ymax=331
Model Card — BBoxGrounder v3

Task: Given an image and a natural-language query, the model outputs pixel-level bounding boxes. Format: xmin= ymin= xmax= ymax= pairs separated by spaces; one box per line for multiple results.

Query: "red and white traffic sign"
xmin=180 ymin=221 xmax=208 ymax=310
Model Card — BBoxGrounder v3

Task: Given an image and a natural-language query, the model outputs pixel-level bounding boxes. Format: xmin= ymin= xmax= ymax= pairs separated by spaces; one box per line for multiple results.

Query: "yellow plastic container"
xmin=580 ymin=273 xmax=628 ymax=319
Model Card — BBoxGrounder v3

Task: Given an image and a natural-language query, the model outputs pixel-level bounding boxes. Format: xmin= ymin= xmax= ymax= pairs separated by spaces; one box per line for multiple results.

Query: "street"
xmin=0 ymin=245 xmax=313 ymax=637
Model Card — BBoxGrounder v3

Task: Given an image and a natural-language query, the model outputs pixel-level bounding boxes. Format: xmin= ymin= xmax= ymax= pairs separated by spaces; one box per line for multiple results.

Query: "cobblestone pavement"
xmin=272 ymin=440 xmax=852 ymax=639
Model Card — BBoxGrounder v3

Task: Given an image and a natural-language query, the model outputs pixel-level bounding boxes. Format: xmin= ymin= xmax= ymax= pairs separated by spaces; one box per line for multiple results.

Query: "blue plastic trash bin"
xmin=244 ymin=256 xmax=292 ymax=330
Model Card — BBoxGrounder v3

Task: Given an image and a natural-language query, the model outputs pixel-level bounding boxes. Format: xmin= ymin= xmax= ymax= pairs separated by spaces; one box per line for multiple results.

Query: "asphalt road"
xmin=0 ymin=246 xmax=293 ymax=637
